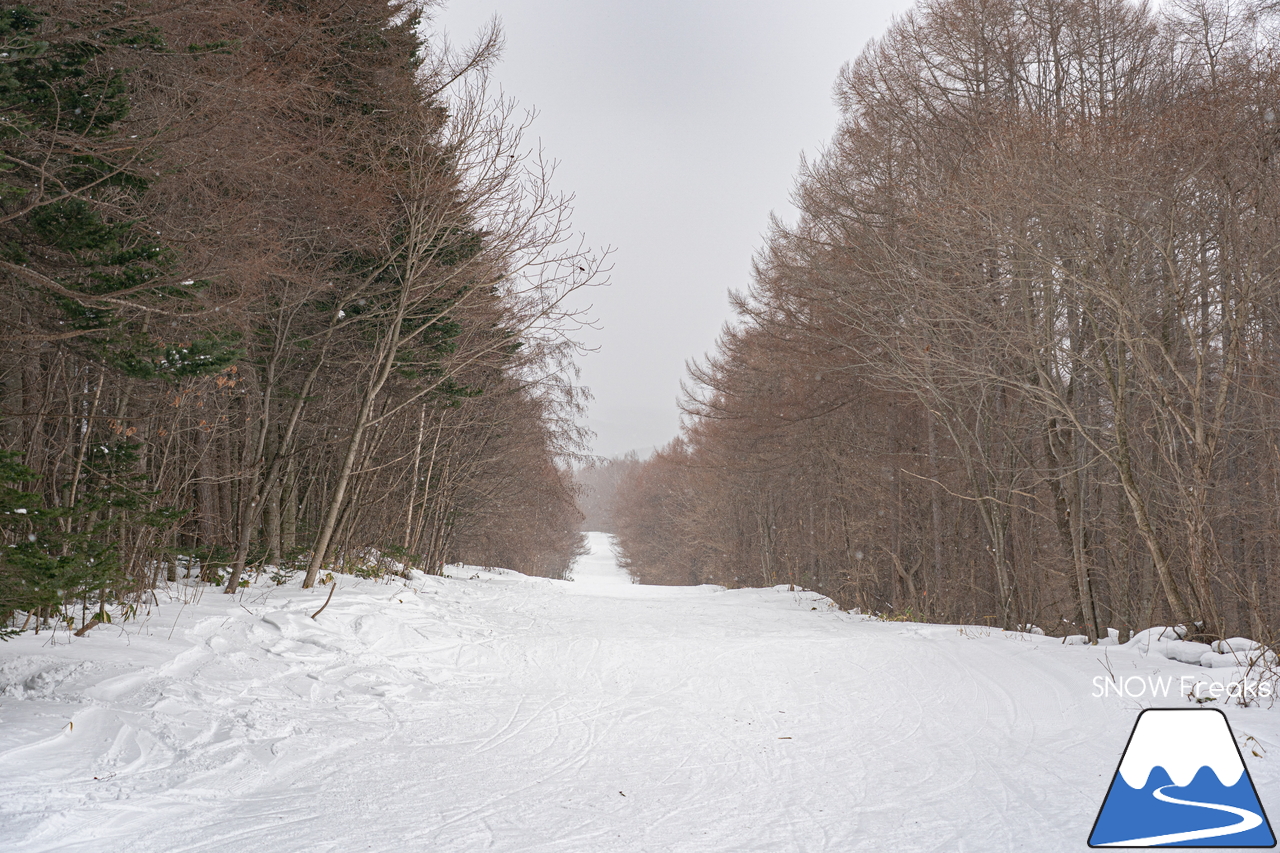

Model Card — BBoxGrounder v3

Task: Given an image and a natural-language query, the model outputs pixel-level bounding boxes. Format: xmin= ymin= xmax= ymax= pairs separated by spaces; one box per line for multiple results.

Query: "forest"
xmin=611 ymin=0 xmax=1280 ymax=643
xmin=0 ymin=0 xmax=599 ymax=633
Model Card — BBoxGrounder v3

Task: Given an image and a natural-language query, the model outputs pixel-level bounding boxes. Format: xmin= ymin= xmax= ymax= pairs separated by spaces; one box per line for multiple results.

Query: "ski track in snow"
xmin=1 ymin=532 xmax=1277 ymax=852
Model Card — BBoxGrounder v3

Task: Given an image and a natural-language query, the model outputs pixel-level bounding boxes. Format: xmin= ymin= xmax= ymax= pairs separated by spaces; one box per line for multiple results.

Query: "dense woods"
xmin=0 ymin=0 xmax=597 ymax=632
xmin=613 ymin=0 xmax=1280 ymax=641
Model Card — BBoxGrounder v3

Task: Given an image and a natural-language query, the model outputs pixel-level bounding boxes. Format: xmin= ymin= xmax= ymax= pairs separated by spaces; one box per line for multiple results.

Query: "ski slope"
xmin=2 ymin=532 xmax=1279 ymax=852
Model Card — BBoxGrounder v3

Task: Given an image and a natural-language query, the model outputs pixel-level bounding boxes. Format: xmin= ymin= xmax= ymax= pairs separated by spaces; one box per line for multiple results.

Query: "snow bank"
xmin=1121 ymin=626 xmax=1277 ymax=672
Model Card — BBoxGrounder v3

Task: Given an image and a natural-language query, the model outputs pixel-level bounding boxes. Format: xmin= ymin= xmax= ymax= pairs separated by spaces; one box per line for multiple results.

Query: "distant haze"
xmin=430 ymin=0 xmax=914 ymax=457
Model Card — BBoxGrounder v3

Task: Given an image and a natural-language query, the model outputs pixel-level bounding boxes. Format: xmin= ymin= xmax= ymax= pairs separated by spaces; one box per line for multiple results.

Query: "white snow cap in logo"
xmin=1118 ymin=709 xmax=1245 ymax=789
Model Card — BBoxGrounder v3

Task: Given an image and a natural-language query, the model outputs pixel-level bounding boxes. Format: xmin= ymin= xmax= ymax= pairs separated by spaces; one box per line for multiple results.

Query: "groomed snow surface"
xmin=2 ymin=532 xmax=1279 ymax=852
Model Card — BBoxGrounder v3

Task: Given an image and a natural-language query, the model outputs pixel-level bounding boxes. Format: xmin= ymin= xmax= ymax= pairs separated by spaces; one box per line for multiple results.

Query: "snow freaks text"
xmin=1092 ymin=676 xmax=1274 ymax=701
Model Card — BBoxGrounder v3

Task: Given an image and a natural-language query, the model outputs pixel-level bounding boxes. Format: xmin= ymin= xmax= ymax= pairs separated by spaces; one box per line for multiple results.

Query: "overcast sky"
xmin=430 ymin=0 xmax=914 ymax=458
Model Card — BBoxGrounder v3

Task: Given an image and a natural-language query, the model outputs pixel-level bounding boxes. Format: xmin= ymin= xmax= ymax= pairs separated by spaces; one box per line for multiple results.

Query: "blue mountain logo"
xmin=1090 ymin=708 xmax=1276 ymax=847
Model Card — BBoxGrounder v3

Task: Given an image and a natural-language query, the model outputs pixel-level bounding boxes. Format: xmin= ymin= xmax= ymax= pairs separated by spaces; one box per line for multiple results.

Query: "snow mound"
xmin=1215 ymin=637 xmax=1263 ymax=655
xmin=1126 ymin=626 xmax=1188 ymax=651
xmin=1119 ymin=626 xmax=1274 ymax=670
xmin=1096 ymin=628 xmax=1122 ymax=646
xmin=1165 ymin=640 xmax=1214 ymax=665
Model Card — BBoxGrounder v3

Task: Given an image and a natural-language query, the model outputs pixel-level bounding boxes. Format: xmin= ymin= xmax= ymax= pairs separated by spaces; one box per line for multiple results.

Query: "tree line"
xmin=574 ymin=453 xmax=642 ymax=534
xmin=0 ymin=0 xmax=598 ymax=632
xmin=613 ymin=0 xmax=1280 ymax=642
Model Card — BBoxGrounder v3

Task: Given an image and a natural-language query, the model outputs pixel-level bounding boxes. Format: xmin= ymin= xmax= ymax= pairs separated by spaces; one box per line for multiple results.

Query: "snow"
xmin=565 ymin=532 xmax=634 ymax=585
xmin=2 ymin=533 xmax=1279 ymax=851
xmin=1164 ymin=639 xmax=1215 ymax=665
xmin=1117 ymin=709 xmax=1245 ymax=788
xmin=1218 ymin=638 xmax=1265 ymax=655
xmin=1118 ymin=625 xmax=1280 ymax=672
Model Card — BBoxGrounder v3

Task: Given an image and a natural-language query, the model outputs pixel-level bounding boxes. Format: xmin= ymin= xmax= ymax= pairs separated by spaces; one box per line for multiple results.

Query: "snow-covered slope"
xmin=2 ymin=534 xmax=1278 ymax=852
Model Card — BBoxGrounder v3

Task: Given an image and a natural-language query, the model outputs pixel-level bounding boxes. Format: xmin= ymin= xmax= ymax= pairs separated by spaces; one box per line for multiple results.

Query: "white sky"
xmin=430 ymin=0 xmax=914 ymax=458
